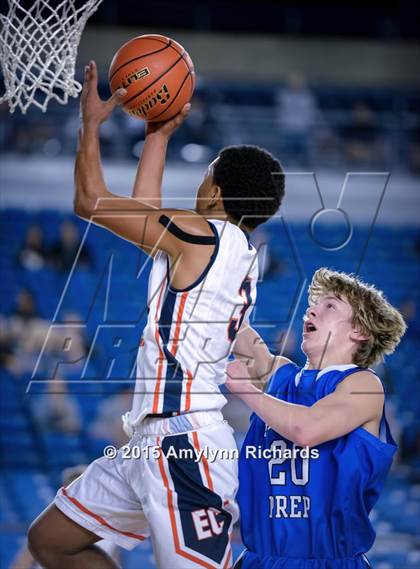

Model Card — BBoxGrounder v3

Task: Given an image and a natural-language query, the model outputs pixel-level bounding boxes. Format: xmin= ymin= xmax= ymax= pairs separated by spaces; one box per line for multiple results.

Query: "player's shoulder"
xmin=158 ymin=208 xmax=217 ymax=240
xmin=210 ymin=218 xmax=254 ymax=248
xmin=337 ymin=368 xmax=384 ymax=395
xmin=266 ymin=357 xmax=299 ymax=393
xmin=273 ymin=356 xmax=295 ymax=371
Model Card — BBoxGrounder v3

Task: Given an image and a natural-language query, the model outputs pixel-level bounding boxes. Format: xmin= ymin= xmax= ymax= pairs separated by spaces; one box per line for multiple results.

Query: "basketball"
xmin=108 ymin=34 xmax=195 ymax=122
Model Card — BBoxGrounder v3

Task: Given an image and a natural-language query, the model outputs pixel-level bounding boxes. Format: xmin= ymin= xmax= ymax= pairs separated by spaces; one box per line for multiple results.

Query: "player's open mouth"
xmin=304 ymin=321 xmax=317 ymax=334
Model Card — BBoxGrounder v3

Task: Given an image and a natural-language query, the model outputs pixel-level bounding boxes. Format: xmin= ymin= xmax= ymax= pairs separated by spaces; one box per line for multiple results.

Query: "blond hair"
xmin=308 ymin=268 xmax=407 ymax=368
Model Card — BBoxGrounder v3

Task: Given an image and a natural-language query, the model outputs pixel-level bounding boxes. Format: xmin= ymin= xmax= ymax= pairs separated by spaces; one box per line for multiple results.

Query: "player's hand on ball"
xmin=146 ymin=103 xmax=191 ymax=138
xmin=225 ymin=359 xmax=254 ymax=394
xmin=80 ymin=60 xmax=126 ymax=128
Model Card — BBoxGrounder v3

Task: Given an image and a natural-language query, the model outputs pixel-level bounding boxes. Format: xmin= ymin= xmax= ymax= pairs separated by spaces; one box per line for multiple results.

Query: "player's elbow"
xmin=293 ymin=423 xmax=321 ymax=448
xmin=293 ymin=427 xmax=312 ymax=447
xmin=74 ymin=195 xmax=94 ymax=220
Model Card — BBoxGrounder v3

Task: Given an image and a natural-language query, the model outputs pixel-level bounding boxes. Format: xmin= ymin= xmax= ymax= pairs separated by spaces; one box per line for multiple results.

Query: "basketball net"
xmin=0 ymin=0 xmax=103 ymax=114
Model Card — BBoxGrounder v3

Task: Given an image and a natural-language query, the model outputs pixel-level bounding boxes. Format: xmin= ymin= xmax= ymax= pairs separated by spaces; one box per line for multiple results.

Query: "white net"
xmin=0 ymin=0 xmax=103 ymax=114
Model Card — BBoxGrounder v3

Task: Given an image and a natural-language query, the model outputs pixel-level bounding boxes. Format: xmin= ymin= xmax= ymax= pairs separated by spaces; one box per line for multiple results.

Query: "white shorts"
xmin=54 ymin=410 xmax=239 ymax=569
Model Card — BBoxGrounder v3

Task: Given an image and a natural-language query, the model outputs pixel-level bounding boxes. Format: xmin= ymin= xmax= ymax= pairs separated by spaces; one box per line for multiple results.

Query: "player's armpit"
xmin=296 ymin=371 xmax=384 ymax=447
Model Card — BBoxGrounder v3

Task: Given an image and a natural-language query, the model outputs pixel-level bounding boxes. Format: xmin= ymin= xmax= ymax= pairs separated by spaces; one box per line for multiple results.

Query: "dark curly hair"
xmin=212 ymin=145 xmax=285 ymax=230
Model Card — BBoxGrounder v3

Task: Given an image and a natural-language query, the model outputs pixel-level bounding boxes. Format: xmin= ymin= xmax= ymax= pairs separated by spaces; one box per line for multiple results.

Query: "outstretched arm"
xmin=232 ymin=325 xmax=291 ymax=387
xmin=226 ymin=361 xmax=384 ymax=447
xmin=75 ymin=60 xmax=189 ymax=213
xmin=74 ymin=61 xmax=122 ymax=217
xmin=74 ymin=61 xmax=211 ymax=260
xmin=130 ymin=107 xmax=190 ymax=207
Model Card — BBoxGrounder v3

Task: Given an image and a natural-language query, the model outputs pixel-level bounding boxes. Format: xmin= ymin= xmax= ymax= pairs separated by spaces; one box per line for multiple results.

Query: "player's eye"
xmin=327 ymin=303 xmax=335 ymax=309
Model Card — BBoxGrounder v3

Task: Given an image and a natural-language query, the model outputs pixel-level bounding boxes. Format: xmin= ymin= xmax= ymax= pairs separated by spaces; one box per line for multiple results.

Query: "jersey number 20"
xmin=268 ymin=439 xmax=309 ymax=486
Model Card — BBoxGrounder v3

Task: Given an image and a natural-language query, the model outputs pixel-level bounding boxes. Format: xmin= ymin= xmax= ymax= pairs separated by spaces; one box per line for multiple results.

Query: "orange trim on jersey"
xmin=184 ymin=369 xmax=193 ymax=412
xmin=168 ymin=292 xmax=192 ymax=413
xmin=192 ymin=431 xmax=214 ymax=492
xmin=222 ymin=548 xmax=232 ymax=569
xmin=191 ymin=432 xmax=232 ymax=568
xmin=157 ymin=437 xmax=219 ymax=569
xmin=60 ymin=487 xmax=145 ymax=541
xmin=170 ymin=291 xmax=188 ymax=356
xmin=152 ymin=280 xmax=167 ymax=414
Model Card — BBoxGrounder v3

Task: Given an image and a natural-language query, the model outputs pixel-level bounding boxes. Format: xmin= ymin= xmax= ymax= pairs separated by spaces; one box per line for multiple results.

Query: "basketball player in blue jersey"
xmin=226 ymin=268 xmax=406 ymax=569
xmin=28 ymin=62 xmax=285 ymax=569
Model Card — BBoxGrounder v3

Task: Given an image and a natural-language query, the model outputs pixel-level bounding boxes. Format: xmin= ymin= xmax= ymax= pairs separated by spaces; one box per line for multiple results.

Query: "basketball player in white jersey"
xmin=28 ymin=61 xmax=285 ymax=568
xmin=12 ymin=466 xmax=121 ymax=569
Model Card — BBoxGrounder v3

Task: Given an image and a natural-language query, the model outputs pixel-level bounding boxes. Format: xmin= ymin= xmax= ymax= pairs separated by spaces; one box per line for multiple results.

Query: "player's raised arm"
xmin=74 ymin=60 xmax=125 ymax=217
xmin=74 ymin=61 xmax=213 ymax=261
xmin=130 ymin=105 xmax=191 ymax=207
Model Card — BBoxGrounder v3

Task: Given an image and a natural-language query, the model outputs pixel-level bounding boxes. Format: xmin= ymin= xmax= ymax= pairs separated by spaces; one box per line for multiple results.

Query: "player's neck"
xmin=305 ymin=353 xmax=355 ymax=370
xmin=201 ymin=211 xmax=228 ymax=222
xmin=201 ymin=211 xmax=252 ymax=232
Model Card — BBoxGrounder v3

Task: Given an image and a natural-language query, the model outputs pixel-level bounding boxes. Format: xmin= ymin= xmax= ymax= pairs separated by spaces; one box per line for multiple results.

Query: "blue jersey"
xmin=237 ymin=363 xmax=397 ymax=569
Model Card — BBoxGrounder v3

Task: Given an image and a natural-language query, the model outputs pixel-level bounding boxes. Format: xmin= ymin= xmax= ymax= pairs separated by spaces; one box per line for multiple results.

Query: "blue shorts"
xmin=234 ymin=550 xmax=371 ymax=569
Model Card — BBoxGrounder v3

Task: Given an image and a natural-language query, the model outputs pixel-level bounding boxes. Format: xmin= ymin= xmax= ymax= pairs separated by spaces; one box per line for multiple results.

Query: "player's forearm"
xmin=233 ymin=326 xmax=277 ymax=383
xmin=74 ymin=125 xmax=112 ymax=218
xmin=131 ymin=132 xmax=168 ymax=207
xmin=236 ymin=386 xmax=314 ymax=446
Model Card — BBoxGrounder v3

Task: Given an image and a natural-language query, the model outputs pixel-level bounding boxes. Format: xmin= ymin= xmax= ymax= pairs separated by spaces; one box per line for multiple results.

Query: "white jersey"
xmin=127 ymin=218 xmax=259 ymax=429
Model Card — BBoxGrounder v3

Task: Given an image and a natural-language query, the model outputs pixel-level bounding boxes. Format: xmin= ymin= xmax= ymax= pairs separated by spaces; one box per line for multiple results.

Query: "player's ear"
xmin=350 ymin=328 xmax=369 ymax=342
xmin=209 ymin=185 xmax=222 ymax=209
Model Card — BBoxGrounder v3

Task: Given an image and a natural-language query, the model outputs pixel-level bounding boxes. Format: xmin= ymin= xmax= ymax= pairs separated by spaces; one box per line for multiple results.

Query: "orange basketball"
xmin=109 ymin=34 xmax=195 ymax=122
